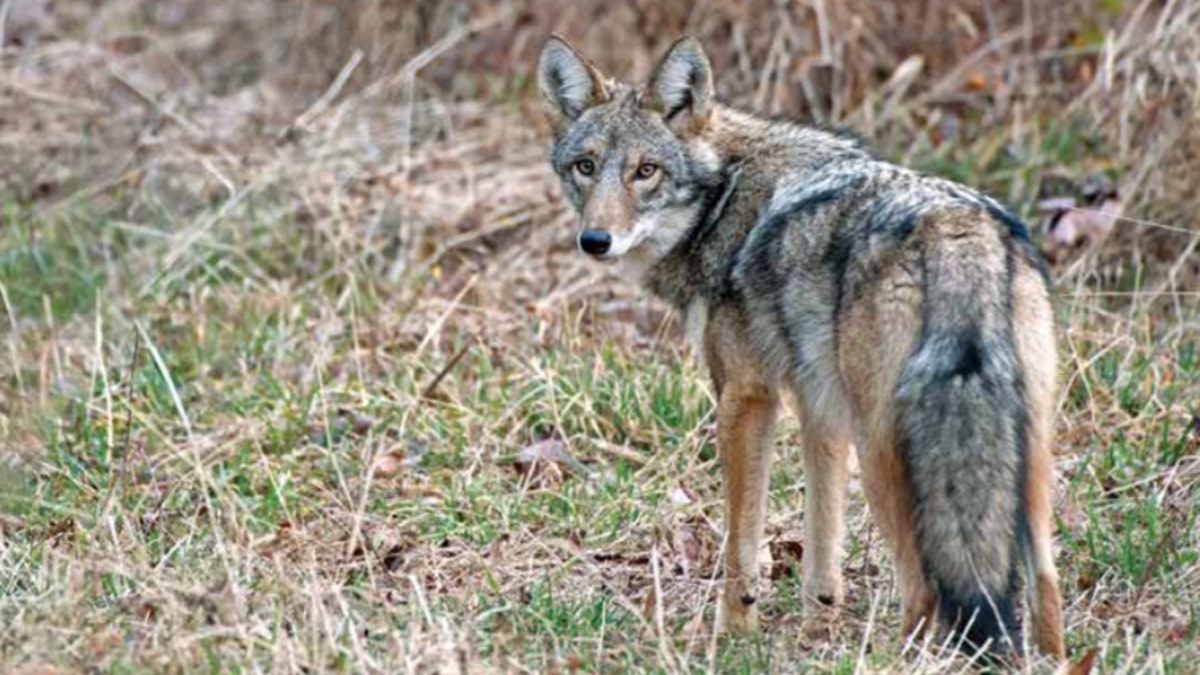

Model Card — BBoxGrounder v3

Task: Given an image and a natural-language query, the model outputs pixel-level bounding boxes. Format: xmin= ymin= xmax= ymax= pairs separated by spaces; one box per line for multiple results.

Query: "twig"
xmin=120 ymin=330 xmax=142 ymax=460
xmin=420 ymin=333 xmax=477 ymax=401
xmin=292 ymin=49 xmax=364 ymax=131
xmin=592 ymin=440 xmax=647 ymax=466
xmin=1067 ymin=207 xmax=1198 ymax=237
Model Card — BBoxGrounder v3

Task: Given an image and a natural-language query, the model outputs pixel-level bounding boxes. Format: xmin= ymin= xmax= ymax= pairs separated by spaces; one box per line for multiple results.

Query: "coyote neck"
xmin=644 ymin=107 xmax=869 ymax=312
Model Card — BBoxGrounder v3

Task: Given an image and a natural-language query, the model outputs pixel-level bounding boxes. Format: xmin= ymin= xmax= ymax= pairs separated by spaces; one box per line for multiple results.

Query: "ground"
xmin=1 ymin=1 xmax=1198 ymax=673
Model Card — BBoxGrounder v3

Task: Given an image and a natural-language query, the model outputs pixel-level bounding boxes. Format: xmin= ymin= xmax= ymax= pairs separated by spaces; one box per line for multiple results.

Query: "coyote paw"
xmin=798 ymin=584 xmax=843 ymax=643
xmin=802 ymin=575 xmax=844 ymax=610
xmin=722 ymin=593 xmax=759 ymax=635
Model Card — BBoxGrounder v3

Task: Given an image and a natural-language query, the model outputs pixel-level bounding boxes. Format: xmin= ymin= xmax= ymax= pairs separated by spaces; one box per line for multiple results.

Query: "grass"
xmin=3 ymin=1 xmax=1200 ymax=672
xmin=2 ymin=186 xmax=1198 ymax=673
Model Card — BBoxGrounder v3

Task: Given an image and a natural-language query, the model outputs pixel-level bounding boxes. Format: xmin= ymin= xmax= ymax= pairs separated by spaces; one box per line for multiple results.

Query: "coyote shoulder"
xmin=537 ymin=35 xmax=1065 ymax=659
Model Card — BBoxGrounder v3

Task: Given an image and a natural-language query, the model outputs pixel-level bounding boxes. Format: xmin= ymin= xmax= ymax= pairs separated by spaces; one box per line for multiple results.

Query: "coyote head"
xmin=537 ymin=36 xmax=724 ymax=274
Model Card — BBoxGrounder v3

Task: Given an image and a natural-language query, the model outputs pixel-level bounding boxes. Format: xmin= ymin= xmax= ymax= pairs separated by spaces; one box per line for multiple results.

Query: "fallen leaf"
xmin=769 ymin=530 xmax=805 ymax=580
xmin=351 ymin=413 xmax=375 ymax=435
xmin=673 ymin=522 xmax=700 ymax=577
xmin=641 ymin=586 xmax=659 ymax=630
xmin=382 ymin=544 xmax=405 ymax=572
xmin=107 ymin=35 xmax=151 ymax=55
xmin=682 ymin=609 xmax=708 ymax=640
xmin=1090 ymin=600 xmax=1118 ymax=620
xmin=1038 ymin=173 xmax=1121 ymax=264
xmin=398 ymin=484 xmax=444 ymax=501
xmin=512 ymin=439 xmax=588 ymax=487
xmin=0 ymin=514 xmax=25 ymax=533
xmin=136 ymin=595 xmax=158 ymax=619
xmin=371 ymin=451 xmax=407 ymax=477
xmin=45 ymin=518 xmax=74 ymax=541
xmin=1060 ymin=649 xmax=1097 ymax=675
xmin=1075 ymin=571 xmax=1094 ymax=592
xmin=668 ymin=484 xmax=693 ymax=507
xmin=593 ymin=439 xmax=645 ymax=467
xmin=308 ymin=409 xmax=376 ymax=446
xmin=257 ymin=521 xmax=293 ymax=557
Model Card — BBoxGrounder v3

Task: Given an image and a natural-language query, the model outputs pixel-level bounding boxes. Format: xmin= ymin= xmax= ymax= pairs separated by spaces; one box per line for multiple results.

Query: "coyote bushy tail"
xmin=896 ymin=233 xmax=1029 ymax=654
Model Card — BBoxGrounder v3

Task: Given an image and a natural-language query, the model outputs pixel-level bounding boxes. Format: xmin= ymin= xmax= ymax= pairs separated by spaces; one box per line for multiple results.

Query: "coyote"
xmin=536 ymin=36 xmax=1065 ymax=659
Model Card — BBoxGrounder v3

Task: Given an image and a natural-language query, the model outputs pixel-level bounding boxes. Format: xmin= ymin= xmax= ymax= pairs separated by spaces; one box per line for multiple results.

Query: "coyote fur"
xmin=537 ymin=35 xmax=1065 ymax=659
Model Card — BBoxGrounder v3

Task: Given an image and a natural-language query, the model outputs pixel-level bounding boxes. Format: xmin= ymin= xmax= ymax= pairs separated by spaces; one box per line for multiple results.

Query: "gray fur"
xmin=538 ymin=36 xmax=609 ymax=129
xmin=644 ymin=37 xmax=713 ymax=133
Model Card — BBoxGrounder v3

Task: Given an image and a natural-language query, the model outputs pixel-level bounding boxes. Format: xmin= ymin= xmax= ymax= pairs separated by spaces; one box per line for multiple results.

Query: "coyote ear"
xmin=644 ymin=37 xmax=713 ymax=136
xmin=537 ymin=35 xmax=609 ymax=133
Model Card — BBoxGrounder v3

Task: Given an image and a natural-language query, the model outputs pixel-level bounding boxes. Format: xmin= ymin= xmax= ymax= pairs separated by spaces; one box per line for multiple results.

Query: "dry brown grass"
xmin=1 ymin=1 xmax=1198 ymax=673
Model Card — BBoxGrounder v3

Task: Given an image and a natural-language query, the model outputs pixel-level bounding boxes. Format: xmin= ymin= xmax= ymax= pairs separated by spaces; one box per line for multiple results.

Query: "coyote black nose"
xmin=578 ymin=229 xmax=612 ymax=256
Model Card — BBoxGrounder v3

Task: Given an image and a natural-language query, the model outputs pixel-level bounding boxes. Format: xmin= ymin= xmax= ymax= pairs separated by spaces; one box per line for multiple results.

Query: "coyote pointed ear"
xmin=644 ymin=37 xmax=713 ymax=136
xmin=537 ymin=35 xmax=609 ymax=133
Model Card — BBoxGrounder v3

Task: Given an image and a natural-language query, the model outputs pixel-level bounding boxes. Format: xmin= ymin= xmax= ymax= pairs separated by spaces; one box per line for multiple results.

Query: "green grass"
xmin=0 ymin=210 xmax=105 ymax=322
xmin=2 ymin=196 xmax=1197 ymax=674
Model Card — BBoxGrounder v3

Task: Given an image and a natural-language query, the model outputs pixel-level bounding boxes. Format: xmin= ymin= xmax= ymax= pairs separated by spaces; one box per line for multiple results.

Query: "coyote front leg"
xmin=718 ymin=384 xmax=779 ymax=634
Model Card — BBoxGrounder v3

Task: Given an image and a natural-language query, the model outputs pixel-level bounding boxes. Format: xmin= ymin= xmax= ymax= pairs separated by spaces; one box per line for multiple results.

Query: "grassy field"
xmin=2 ymin=1 xmax=1199 ymax=673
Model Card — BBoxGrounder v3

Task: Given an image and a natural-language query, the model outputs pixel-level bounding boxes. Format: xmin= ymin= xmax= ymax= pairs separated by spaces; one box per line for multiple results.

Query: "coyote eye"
xmin=573 ymin=158 xmax=595 ymax=177
xmin=635 ymin=163 xmax=659 ymax=180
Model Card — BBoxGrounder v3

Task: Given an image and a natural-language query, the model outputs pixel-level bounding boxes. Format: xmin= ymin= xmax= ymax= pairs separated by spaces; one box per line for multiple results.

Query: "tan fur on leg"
xmin=717 ymin=385 xmax=778 ymax=634
xmin=799 ymin=423 xmax=850 ymax=609
xmin=1013 ymin=263 xmax=1066 ymax=660
xmin=1028 ymin=410 xmax=1065 ymax=659
xmin=861 ymin=437 xmax=935 ymax=640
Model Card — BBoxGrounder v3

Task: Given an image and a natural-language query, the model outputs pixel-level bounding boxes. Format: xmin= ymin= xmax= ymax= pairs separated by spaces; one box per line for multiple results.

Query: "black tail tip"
xmin=940 ymin=592 xmax=1022 ymax=659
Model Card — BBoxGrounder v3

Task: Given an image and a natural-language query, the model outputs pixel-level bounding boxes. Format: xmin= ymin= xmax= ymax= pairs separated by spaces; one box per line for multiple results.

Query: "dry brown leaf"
xmin=399 ymin=484 xmax=445 ymax=502
xmin=306 ymin=409 xmax=378 ymax=447
xmin=256 ymin=521 xmax=293 ymax=558
xmin=668 ymin=484 xmax=694 ymax=507
xmin=45 ymin=518 xmax=74 ymax=541
xmin=1056 ymin=648 xmax=1097 ymax=675
xmin=682 ymin=609 xmax=708 ymax=640
xmin=673 ymin=522 xmax=700 ymax=577
xmin=512 ymin=439 xmax=588 ymax=488
xmin=1038 ymin=173 xmax=1122 ymax=264
xmin=640 ymin=585 xmax=658 ymax=631
xmin=769 ymin=530 xmax=805 ymax=580
xmin=371 ymin=451 xmax=408 ymax=477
